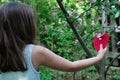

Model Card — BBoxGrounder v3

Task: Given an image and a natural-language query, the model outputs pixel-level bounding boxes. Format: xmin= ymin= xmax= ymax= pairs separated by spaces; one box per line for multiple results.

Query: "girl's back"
xmin=1 ymin=44 xmax=40 ymax=80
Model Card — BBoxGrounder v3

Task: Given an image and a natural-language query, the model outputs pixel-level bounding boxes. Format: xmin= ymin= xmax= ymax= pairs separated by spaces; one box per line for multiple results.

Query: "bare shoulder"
xmin=32 ymin=45 xmax=46 ymax=54
xmin=32 ymin=45 xmax=53 ymax=65
xmin=33 ymin=45 xmax=53 ymax=56
xmin=32 ymin=45 xmax=47 ymax=68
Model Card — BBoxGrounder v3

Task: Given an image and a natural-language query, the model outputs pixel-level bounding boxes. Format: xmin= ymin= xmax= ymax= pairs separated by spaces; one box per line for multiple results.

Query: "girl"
xmin=0 ymin=2 xmax=107 ymax=80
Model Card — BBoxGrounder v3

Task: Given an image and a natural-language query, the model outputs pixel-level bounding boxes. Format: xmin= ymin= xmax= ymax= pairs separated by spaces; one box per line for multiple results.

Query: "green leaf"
xmin=31 ymin=0 xmax=36 ymax=5
xmin=115 ymin=11 xmax=120 ymax=18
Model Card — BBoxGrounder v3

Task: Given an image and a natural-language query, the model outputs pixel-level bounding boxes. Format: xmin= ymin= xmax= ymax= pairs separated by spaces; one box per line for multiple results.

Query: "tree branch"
xmin=105 ymin=54 xmax=120 ymax=79
xmin=72 ymin=4 xmax=96 ymax=23
xmin=56 ymin=0 xmax=100 ymax=73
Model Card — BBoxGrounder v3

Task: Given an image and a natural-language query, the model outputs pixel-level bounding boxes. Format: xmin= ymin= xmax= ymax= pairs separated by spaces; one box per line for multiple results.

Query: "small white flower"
xmin=111 ymin=5 xmax=115 ymax=9
xmin=77 ymin=18 xmax=83 ymax=24
xmin=75 ymin=39 xmax=79 ymax=44
xmin=115 ymin=26 xmax=120 ymax=33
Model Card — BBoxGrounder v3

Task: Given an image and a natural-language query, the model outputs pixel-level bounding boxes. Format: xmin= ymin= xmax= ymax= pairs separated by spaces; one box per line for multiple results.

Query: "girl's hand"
xmin=97 ymin=44 xmax=107 ymax=60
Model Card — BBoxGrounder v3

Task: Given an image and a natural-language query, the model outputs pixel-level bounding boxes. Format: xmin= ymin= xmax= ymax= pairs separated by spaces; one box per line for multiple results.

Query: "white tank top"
xmin=0 ymin=44 xmax=40 ymax=80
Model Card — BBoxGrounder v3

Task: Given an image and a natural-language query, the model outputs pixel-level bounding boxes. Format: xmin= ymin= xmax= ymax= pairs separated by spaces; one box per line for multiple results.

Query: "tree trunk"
xmin=100 ymin=5 xmax=106 ymax=80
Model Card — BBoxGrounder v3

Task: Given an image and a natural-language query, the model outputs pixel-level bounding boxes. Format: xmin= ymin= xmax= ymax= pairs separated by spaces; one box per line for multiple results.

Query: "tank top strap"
xmin=23 ymin=44 xmax=40 ymax=73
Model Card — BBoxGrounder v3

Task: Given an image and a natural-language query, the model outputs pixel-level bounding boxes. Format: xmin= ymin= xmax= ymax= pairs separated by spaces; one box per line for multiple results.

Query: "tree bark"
xmin=100 ymin=5 xmax=106 ymax=80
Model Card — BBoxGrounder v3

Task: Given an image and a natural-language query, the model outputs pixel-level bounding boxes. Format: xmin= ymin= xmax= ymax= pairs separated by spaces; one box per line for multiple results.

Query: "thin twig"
xmin=105 ymin=54 xmax=120 ymax=79
xmin=72 ymin=4 xmax=96 ymax=23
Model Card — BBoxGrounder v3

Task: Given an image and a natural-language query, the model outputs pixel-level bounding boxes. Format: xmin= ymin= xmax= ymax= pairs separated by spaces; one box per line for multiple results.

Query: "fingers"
xmin=100 ymin=44 xmax=103 ymax=50
xmin=98 ymin=44 xmax=107 ymax=53
xmin=97 ymin=44 xmax=107 ymax=59
xmin=99 ymin=44 xmax=107 ymax=51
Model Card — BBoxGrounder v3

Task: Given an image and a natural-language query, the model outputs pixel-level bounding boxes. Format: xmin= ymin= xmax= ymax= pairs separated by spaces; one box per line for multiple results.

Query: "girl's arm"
xmin=32 ymin=44 xmax=107 ymax=72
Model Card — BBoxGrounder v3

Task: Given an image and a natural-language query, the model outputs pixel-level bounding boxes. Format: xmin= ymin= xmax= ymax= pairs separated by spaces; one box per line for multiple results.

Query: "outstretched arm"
xmin=32 ymin=44 xmax=107 ymax=72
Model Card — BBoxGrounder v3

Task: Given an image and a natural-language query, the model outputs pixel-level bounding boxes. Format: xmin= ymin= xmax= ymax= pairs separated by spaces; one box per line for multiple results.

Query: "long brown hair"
xmin=0 ymin=2 xmax=35 ymax=72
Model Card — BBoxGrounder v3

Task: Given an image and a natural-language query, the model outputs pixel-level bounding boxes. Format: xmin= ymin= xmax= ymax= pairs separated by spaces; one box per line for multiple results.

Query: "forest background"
xmin=0 ymin=0 xmax=120 ymax=80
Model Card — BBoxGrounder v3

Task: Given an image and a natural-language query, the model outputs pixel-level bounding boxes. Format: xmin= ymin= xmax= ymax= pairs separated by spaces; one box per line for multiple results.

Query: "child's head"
xmin=0 ymin=2 xmax=35 ymax=44
xmin=0 ymin=2 xmax=35 ymax=72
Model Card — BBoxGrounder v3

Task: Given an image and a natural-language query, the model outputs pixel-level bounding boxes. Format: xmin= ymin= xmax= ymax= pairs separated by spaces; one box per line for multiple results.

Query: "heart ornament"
xmin=93 ymin=33 xmax=110 ymax=52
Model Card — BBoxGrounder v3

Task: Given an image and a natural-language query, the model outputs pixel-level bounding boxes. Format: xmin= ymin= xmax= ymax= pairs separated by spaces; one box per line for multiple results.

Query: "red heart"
xmin=93 ymin=33 xmax=110 ymax=52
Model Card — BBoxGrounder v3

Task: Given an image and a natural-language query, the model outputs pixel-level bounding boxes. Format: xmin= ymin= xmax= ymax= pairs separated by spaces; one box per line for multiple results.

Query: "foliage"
xmin=40 ymin=66 xmax=53 ymax=80
xmin=113 ymin=74 xmax=120 ymax=80
xmin=1 ymin=0 xmax=120 ymax=80
xmin=34 ymin=0 xmax=120 ymax=79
